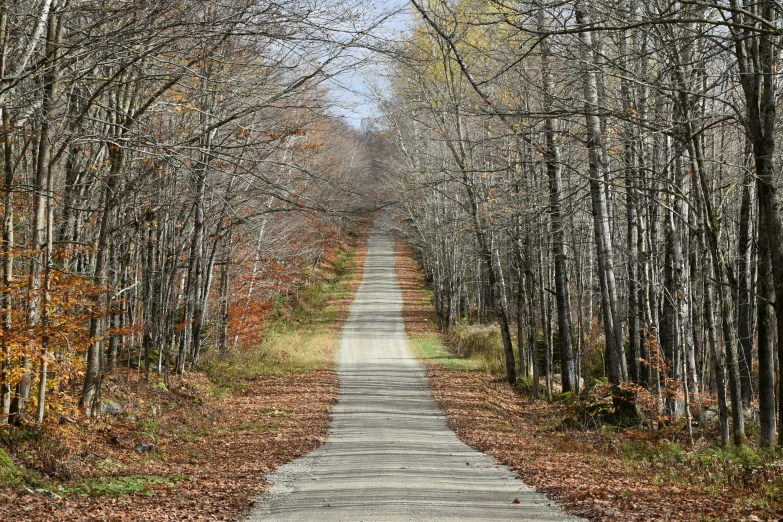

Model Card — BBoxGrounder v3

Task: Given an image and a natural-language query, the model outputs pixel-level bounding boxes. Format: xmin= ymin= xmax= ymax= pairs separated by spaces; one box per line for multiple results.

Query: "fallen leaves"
xmin=395 ymin=237 xmax=783 ymax=522
xmin=0 ymin=224 xmax=371 ymax=522
xmin=0 ymin=370 xmax=339 ymax=521
xmin=422 ymin=364 xmax=783 ymax=521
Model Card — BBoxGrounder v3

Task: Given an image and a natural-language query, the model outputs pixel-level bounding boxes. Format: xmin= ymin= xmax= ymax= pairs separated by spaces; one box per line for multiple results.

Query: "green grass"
xmin=620 ymin=438 xmax=783 ymax=496
xmin=0 ymin=461 xmax=49 ymax=490
xmin=0 ymin=428 xmax=59 ymax=490
xmin=137 ymin=419 xmax=160 ymax=438
xmin=449 ymin=322 xmax=509 ymax=376
xmin=407 ymin=331 xmax=483 ymax=371
xmin=407 ymin=320 xmax=513 ymax=376
xmin=65 ymin=474 xmax=189 ymax=497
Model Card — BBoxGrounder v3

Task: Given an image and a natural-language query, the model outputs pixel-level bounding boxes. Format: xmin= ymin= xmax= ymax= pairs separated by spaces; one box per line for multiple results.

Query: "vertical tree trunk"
xmin=29 ymin=6 xmax=61 ymax=424
xmin=186 ymin=172 xmax=206 ymax=370
xmin=217 ymin=245 xmax=231 ymax=354
xmin=618 ymin=0 xmax=641 ymax=386
xmin=490 ymin=233 xmax=516 ymax=384
xmin=538 ymin=239 xmax=552 ymax=400
xmin=689 ymin=133 xmax=744 ymax=444
xmin=107 ymin=242 xmax=119 ymax=369
xmin=81 ymin=150 xmax=120 ymax=416
xmin=0 ymin=5 xmax=13 ymax=423
xmin=540 ymin=18 xmax=576 ymax=392
xmin=694 ymin=182 xmax=730 ymax=445
xmin=735 ymin=171 xmax=754 ymax=406
xmin=142 ymin=218 xmax=155 ymax=375
xmin=525 ymin=235 xmax=539 ymax=397
xmin=576 ymin=7 xmax=626 ymax=388
xmin=729 ymin=0 xmax=783 ymax=444
xmin=516 ymin=265 xmax=526 ymax=378
xmin=757 ymin=207 xmax=776 ymax=446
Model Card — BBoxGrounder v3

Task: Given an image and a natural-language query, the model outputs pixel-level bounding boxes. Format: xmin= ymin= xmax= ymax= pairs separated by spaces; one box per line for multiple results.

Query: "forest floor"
xmin=395 ymin=240 xmax=783 ymax=522
xmin=0 ymin=224 xmax=370 ymax=521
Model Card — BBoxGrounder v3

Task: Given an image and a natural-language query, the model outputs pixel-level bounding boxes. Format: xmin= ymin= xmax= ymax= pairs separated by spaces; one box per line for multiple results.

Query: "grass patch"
xmin=171 ymin=427 xmax=208 ymax=444
xmin=448 ymin=322 xmax=508 ymax=376
xmin=137 ymin=419 xmax=160 ymax=438
xmin=200 ymin=311 xmax=340 ymax=386
xmin=407 ymin=331 xmax=482 ymax=371
xmin=0 ymin=463 xmax=49 ymax=490
xmin=65 ymin=474 xmax=189 ymax=497
xmin=620 ymin=439 xmax=783 ymax=491
xmin=407 ymin=323 xmax=510 ymax=376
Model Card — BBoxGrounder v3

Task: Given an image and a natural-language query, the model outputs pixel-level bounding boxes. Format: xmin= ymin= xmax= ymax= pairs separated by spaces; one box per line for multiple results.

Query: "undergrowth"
xmin=0 ymin=445 xmax=48 ymax=490
xmin=407 ymin=332 xmax=482 ymax=371
xmin=64 ymin=474 xmax=189 ymax=497
xmin=620 ymin=439 xmax=783 ymax=488
xmin=407 ymin=321 xmax=510 ymax=375
xmin=448 ymin=322 xmax=508 ymax=375
xmin=201 ymin=242 xmax=358 ymax=388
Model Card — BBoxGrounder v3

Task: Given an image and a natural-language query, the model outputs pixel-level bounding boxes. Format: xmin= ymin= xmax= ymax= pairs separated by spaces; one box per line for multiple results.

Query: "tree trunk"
xmin=576 ymin=7 xmax=626 ymax=387
xmin=729 ymin=0 xmax=782 ymax=444
xmin=80 ymin=150 xmax=120 ymax=416
xmin=757 ymin=207 xmax=776 ymax=446
xmin=540 ymin=20 xmax=576 ymax=392
xmin=0 ymin=6 xmax=13 ymax=423
xmin=736 ymin=172 xmax=754 ymax=406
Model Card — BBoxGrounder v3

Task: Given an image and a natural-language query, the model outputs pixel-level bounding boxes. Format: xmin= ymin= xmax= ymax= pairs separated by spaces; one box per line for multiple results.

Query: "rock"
xmin=698 ymin=408 xmax=718 ymax=422
xmin=26 ymin=488 xmax=61 ymax=500
xmin=134 ymin=443 xmax=152 ymax=453
xmin=0 ymin=448 xmax=13 ymax=469
xmin=100 ymin=400 xmax=124 ymax=416
xmin=35 ymin=488 xmax=61 ymax=500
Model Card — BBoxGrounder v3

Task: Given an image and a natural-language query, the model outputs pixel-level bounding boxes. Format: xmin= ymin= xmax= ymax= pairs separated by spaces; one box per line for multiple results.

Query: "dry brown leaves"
xmin=1 ymin=371 xmax=338 ymax=521
xmin=395 ymin=237 xmax=780 ymax=522
xmin=0 ymin=224 xmax=370 ymax=522
xmin=395 ymin=241 xmax=441 ymax=336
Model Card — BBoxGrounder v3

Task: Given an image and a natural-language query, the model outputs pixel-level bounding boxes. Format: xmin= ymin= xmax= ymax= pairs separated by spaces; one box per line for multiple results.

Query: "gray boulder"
xmin=100 ymin=400 xmax=124 ymax=416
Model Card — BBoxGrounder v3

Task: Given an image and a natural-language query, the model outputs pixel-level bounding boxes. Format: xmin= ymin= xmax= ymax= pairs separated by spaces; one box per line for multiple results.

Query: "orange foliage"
xmin=1 ymin=257 xmax=101 ymax=421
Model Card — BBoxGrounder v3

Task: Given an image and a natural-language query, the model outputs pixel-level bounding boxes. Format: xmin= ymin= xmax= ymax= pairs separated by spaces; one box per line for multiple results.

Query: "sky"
xmin=326 ymin=0 xmax=415 ymax=129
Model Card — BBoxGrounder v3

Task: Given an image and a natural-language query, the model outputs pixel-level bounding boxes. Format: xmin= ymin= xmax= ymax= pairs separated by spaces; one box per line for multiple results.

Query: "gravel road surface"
xmin=247 ymin=223 xmax=581 ymax=521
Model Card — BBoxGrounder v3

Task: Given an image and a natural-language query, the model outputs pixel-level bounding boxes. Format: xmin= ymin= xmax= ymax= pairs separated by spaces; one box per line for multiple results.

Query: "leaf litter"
xmin=396 ymin=238 xmax=782 ymax=522
xmin=0 ymin=225 xmax=370 ymax=521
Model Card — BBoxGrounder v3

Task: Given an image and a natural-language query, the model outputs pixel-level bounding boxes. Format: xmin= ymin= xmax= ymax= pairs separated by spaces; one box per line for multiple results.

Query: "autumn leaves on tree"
xmin=391 ymin=0 xmax=783 ymax=447
xmin=0 ymin=0 xmax=380 ymax=426
xmin=4 ymin=0 xmax=783 ymax=480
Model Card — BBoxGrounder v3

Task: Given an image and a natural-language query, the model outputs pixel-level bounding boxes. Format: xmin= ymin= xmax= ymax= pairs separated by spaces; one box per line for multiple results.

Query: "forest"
xmin=2 ymin=0 xmax=783 ymax=519
xmin=388 ymin=0 xmax=783 ymax=450
xmin=0 ymin=0 xmax=383 ymax=427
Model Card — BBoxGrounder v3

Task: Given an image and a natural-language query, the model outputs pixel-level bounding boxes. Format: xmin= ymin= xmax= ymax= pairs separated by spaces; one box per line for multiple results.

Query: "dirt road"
xmin=247 ymin=223 xmax=580 ymax=521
